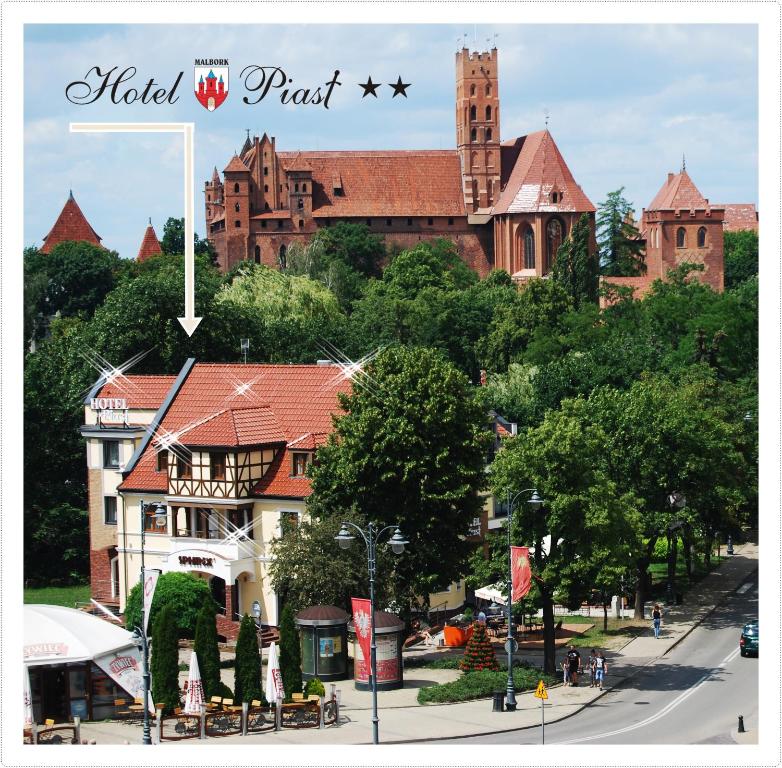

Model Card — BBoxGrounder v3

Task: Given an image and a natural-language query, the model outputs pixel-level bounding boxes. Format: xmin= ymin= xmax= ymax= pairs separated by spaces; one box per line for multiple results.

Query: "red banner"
xmin=351 ymin=597 xmax=372 ymax=674
xmin=511 ymin=546 xmax=532 ymax=602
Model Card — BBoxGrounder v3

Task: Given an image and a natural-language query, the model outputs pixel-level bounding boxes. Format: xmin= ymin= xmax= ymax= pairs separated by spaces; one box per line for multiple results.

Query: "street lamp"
xmin=138 ymin=500 xmax=166 ymax=745
xmin=503 ymin=489 xmax=543 ymax=712
xmin=334 ymin=521 xmax=408 ymax=744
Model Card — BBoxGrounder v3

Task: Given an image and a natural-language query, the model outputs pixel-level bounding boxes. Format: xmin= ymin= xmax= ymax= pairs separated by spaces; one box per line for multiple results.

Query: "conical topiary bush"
xmin=459 ymin=621 xmax=500 ymax=672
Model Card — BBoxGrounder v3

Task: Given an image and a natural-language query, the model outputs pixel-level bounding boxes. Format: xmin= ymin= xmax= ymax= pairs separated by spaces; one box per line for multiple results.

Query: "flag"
xmin=142 ymin=568 xmax=161 ymax=635
xmin=511 ymin=546 xmax=532 ymax=602
xmin=351 ymin=597 xmax=372 ymax=675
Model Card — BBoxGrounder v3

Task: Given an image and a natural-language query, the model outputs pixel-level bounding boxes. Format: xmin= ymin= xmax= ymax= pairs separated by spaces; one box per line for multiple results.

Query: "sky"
xmin=24 ymin=23 xmax=758 ymax=261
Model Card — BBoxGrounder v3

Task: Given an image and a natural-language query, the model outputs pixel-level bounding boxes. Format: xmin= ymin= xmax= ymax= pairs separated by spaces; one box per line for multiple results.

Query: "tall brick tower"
xmin=456 ymin=47 xmax=501 ymax=213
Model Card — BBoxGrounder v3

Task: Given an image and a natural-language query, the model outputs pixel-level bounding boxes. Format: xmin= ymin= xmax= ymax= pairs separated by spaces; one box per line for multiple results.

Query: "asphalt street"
xmin=447 ymin=571 xmax=759 ymax=745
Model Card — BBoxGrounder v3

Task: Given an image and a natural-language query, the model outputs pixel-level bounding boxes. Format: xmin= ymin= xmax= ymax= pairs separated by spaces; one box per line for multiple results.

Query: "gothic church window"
xmin=470 ymin=84 xmax=476 ymax=96
xmin=697 ymin=227 xmax=707 ymax=248
xmin=486 ymin=128 xmax=493 ymax=141
xmin=470 ymin=105 xmax=477 ymax=121
xmin=235 ymin=202 xmax=240 ymax=212
xmin=486 ymin=84 xmax=492 ymax=96
xmin=676 ymin=227 xmax=686 ymax=248
xmin=486 ymin=105 xmax=492 ymax=120
xmin=471 ymin=128 xmax=477 ymax=142
xmin=234 ymin=183 xmax=240 ymax=193
xmin=546 ymin=218 xmax=564 ymax=271
xmin=524 ymin=227 xmax=535 ymax=270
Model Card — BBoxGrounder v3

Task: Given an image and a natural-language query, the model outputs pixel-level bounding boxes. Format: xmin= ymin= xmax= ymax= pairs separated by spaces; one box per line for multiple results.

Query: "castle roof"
xmin=136 ymin=223 xmax=163 ymax=262
xmin=284 ymin=152 xmax=313 ymax=173
xmin=647 ymin=170 xmax=711 ymax=211
xmin=719 ymin=203 xmax=758 ymax=232
xmin=224 ymin=154 xmax=250 ymax=173
xmin=491 ymin=130 xmax=595 ymax=215
xmin=41 ymin=191 xmax=103 ymax=253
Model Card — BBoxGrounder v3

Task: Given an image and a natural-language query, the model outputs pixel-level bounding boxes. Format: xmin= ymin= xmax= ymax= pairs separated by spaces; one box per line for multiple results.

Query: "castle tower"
xmin=223 ymin=153 xmax=251 ymax=265
xmin=136 ymin=219 xmax=162 ymax=262
xmin=456 ymin=47 xmax=501 ymax=213
xmin=41 ymin=191 xmax=103 ymax=253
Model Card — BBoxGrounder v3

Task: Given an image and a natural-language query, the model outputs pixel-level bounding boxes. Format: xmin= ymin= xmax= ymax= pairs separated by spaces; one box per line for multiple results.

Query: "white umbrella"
xmin=24 ymin=668 xmax=33 ymax=728
xmin=183 ymin=652 xmax=204 ymax=715
xmin=264 ymin=641 xmax=285 ymax=704
xmin=474 ymin=583 xmax=507 ymax=605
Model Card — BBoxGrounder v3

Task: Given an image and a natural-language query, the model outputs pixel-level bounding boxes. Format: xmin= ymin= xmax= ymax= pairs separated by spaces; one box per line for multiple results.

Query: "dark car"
xmin=740 ymin=621 xmax=759 ymax=656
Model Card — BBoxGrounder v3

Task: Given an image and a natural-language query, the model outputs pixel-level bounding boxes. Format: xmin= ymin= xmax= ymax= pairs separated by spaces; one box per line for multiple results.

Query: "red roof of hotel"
xmin=136 ymin=224 xmax=163 ymax=262
xmin=95 ymin=375 xmax=177 ymax=410
xmin=719 ymin=203 xmax=759 ymax=232
xmin=492 ymin=130 xmax=595 ymax=215
xmin=647 ymin=171 xmax=714 ymax=211
xmin=252 ymin=447 xmax=314 ymax=498
xmin=120 ymin=363 xmax=350 ymax=495
xmin=41 ymin=192 xmax=103 ymax=253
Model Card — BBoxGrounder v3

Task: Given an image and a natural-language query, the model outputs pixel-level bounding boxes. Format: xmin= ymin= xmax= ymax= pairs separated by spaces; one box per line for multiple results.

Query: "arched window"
xmin=546 ymin=218 xmax=564 ymax=271
xmin=264 ymin=184 xmax=269 ymax=193
xmin=524 ymin=227 xmax=535 ymax=270
xmin=486 ymin=105 xmax=492 ymax=121
xmin=676 ymin=227 xmax=686 ymax=248
xmin=471 ymin=151 xmax=478 ymax=168
xmin=486 ymin=84 xmax=492 ymax=96
xmin=470 ymin=84 xmax=476 ymax=96
xmin=233 ymin=183 xmax=240 ymax=194
xmin=486 ymin=128 xmax=493 ymax=141
xmin=697 ymin=226 xmax=707 ymax=248
xmin=297 ymin=198 xmax=304 ymax=209
xmin=294 ymin=183 xmax=299 ymax=192
xmin=254 ymin=245 xmax=261 ymax=264
xmin=302 ymin=183 xmax=307 ymax=192
xmin=470 ymin=105 xmax=477 ymax=121
xmin=234 ymin=202 xmax=240 ymax=212
xmin=279 ymin=244 xmax=287 ymax=269
xmin=470 ymin=127 xmax=477 ymax=142
xmin=263 ymin=166 xmax=268 ymax=176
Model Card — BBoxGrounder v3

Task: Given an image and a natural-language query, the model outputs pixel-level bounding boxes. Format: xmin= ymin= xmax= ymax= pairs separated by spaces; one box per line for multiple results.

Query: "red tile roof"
xmin=492 ymin=130 xmax=595 ymax=215
xmin=287 ymin=432 xmax=329 ymax=450
xmin=224 ymin=154 xmax=250 ymax=173
xmin=275 ymin=150 xmax=467 ymax=218
xmin=95 ymin=375 xmax=177 ymax=410
xmin=252 ymin=447 xmax=313 ymax=498
xmin=284 ymin=153 xmax=313 ymax=173
xmin=120 ymin=363 xmax=350 ymax=494
xmin=41 ymin=192 xmax=103 ymax=253
xmin=647 ymin=171 xmax=712 ymax=211
xmin=251 ymin=211 xmax=290 ymax=220
xmin=136 ymin=224 xmax=162 ymax=262
xmin=120 ymin=448 xmax=167 ymax=492
xmin=719 ymin=203 xmax=759 ymax=232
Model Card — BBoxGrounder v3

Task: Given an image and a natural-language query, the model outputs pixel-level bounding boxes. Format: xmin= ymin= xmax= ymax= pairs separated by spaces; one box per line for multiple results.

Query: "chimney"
xmin=667 ymin=173 xmax=674 ymax=184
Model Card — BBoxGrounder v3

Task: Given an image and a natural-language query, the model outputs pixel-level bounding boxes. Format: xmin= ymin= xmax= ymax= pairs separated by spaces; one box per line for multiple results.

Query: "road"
xmin=447 ymin=572 xmax=758 ymax=745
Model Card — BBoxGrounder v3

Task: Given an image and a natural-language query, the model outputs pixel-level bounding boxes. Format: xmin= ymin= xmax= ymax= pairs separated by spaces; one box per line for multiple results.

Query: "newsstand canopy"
xmin=295 ymin=605 xmax=349 ymax=627
xmin=348 ymin=610 xmax=404 ymax=635
xmin=24 ymin=605 xmax=138 ymax=667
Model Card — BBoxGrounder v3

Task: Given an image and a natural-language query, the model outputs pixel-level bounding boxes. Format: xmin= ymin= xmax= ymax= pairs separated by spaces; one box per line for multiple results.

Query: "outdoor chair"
xmin=291 ymin=692 xmax=305 ymax=702
xmin=307 ymin=695 xmax=321 ymax=704
xmin=250 ymin=699 xmax=262 ymax=709
xmin=208 ymin=696 xmax=223 ymax=710
xmin=44 ymin=719 xmax=55 ymax=727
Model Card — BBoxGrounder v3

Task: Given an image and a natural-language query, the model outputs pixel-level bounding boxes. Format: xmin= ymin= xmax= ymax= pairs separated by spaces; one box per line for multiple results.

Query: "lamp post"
xmin=503 ymin=489 xmax=543 ymax=712
xmin=138 ymin=500 xmax=167 ymax=745
xmin=335 ymin=521 xmax=408 ymax=745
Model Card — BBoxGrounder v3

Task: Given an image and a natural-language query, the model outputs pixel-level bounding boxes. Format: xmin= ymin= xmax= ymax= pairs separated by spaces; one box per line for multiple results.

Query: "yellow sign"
xmin=534 ymin=680 xmax=548 ymax=700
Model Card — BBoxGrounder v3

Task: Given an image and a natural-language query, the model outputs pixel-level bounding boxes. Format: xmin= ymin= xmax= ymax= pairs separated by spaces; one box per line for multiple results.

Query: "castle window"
xmin=261 ymin=220 xmax=267 ymax=229
xmin=265 ymin=202 xmax=270 ymax=211
xmin=279 ymin=244 xmax=287 ymax=269
xmin=470 ymin=128 xmax=477 ymax=142
xmin=366 ymin=218 xmax=372 ymax=226
xmin=697 ymin=226 xmax=707 ymax=248
xmin=302 ymin=183 xmax=307 ymax=192
xmin=470 ymin=84 xmax=476 ymax=96
xmin=264 ymin=166 xmax=268 ymax=176
xmin=334 ymin=188 xmax=344 ymax=197
xmin=448 ymin=217 xmax=454 ymax=226
xmin=485 ymin=105 xmax=492 ymax=121
xmin=428 ymin=217 xmax=434 ymax=226
xmin=523 ymin=226 xmax=535 ymax=270
xmin=486 ymin=128 xmax=493 ymax=141
xmin=676 ymin=227 xmax=686 ymax=248
xmin=233 ymin=183 xmax=240 ymax=194
xmin=407 ymin=218 xmax=413 ymax=226
xmin=298 ymin=219 xmax=304 ymax=229
xmin=295 ymin=183 xmax=299 ymax=192
xmin=546 ymin=217 xmax=564 ymax=271
xmin=234 ymin=220 xmax=241 ymax=228
xmin=386 ymin=218 xmax=392 ymax=227
xmin=297 ymin=198 xmax=304 ymax=209
xmin=486 ymin=84 xmax=492 ymax=96
xmin=235 ymin=202 xmax=240 ymax=212
xmin=255 ymin=245 xmax=261 ymax=264
xmin=264 ymin=184 xmax=269 ymax=193
xmin=470 ymin=105 xmax=477 ymax=121
xmin=207 ymin=194 xmax=211 ymax=202
xmin=277 ymin=220 xmax=283 ymax=229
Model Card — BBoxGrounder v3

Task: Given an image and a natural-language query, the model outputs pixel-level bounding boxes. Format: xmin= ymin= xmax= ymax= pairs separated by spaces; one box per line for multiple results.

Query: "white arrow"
xmin=70 ymin=122 xmax=202 ymax=336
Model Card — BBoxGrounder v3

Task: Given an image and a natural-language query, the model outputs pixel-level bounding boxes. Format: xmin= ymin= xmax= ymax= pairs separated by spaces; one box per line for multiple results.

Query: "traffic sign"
xmin=504 ymin=637 xmax=518 ymax=654
xmin=534 ymin=680 xmax=548 ymax=700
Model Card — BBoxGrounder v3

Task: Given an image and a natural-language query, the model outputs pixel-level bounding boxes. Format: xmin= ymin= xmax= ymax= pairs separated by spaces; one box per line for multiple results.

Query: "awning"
xmin=473 ymin=583 xmax=507 ymax=606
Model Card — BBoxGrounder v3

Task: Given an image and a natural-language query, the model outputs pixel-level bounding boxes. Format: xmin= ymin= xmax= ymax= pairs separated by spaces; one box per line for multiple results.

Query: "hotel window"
xmin=676 ymin=227 xmax=686 ymax=248
xmin=280 ymin=510 xmax=300 ymax=536
xmin=227 ymin=508 xmax=253 ymax=539
xmin=697 ymin=227 xmax=707 ymax=248
xmin=156 ymin=451 xmax=168 ymax=474
xmin=177 ymin=453 xmax=192 ymax=479
xmin=210 ymin=452 xmax=227 ymax=480
xmin=104 ymin=496 xmax=117 ymax=525
xmin=103 ymin=440 xmax=120 ymax=469
xmin=292 ymin=452 xmax=310 ymax=477
xmin=144 ymin=504 xmax=167 ymax=533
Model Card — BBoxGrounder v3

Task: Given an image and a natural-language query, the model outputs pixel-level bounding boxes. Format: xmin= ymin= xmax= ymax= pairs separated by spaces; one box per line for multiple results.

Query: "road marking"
xmin=736 ymin=582 xmax=753 ymax=594
xmin=556 ymin=646 xmax=742 ymax=744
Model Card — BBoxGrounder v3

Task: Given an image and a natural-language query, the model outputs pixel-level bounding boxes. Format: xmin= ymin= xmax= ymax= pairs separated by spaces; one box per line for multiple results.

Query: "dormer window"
xmin=292 ymin=452 xmax=311 ymax=477
xmin=156 ymin=451 xmax=168 ymax=474
xmin=550 ymin=191 xmax=563 ymax=204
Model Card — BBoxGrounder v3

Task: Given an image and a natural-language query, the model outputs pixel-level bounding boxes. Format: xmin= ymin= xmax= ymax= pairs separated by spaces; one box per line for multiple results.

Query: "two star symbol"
xmin=359 ymin=76 xmax=411 ymax=98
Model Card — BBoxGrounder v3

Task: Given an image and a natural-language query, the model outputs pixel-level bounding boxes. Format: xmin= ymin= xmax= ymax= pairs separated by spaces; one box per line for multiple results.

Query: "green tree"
xmin=150 ymin=604 xmax=181 ymax=713
xmin=303 ymin=346 xmax=490 ymax=611
xmin=459 ymin=622 xmax=499 ymax=672
xmin=551 ymin=213 xmax=599 ymax=309
xmin=125 ymin=572 xmax=213 ymax=638
xmin=278 ymin=605 xmax=303 ymax=701
xmin=160 ymin=216 xmax=215 ymax=261
xmin=234 ymin=614 xmax=263 ymax=704
xmin=596 ymin=188 xmax=646 ymax=276
xmin=193 ymin=600 xmax=222 ymax=700
xmin=723 ymin=230 xmax=758 ymax=289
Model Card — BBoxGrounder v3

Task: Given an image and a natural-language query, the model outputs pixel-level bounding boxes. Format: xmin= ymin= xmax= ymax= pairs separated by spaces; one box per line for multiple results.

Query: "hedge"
xmin=417 ymin=667 xmax=556 ymax=705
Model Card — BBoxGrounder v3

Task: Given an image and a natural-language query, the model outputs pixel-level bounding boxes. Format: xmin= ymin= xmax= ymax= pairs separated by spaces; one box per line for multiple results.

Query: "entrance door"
xmin=211 ymin=577 xmax=226 ymax=615
xmin=40 ymin=668 xmax=68 ymax=722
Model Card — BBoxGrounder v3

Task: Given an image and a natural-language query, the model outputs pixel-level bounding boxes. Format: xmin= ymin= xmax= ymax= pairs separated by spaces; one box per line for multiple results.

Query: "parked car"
xmin=739 ymin=621 xmax=759 ymax=656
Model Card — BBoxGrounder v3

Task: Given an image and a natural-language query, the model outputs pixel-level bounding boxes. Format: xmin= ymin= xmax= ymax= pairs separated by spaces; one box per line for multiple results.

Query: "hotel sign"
xmin=91 ymin=397 xmax=129 ymax=426
xmin=179 ymin=555 xmax=214 ymax=568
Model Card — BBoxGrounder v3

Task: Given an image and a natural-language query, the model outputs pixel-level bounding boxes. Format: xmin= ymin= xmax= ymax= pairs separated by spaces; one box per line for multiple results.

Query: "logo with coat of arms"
xmin=194 ymin=59 xmax=229 ymax=111
xmin=354 ymin=608 xmax=371 ymax=637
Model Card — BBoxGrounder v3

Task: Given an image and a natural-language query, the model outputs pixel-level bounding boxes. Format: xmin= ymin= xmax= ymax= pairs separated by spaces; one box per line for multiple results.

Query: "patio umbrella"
xmin=264 ymin=641 xmax=285 ymax=704
xmin=183 ymin=652 xmax=205 ymax=715
xmin=24 ymin=668 xmax=33 ymax=728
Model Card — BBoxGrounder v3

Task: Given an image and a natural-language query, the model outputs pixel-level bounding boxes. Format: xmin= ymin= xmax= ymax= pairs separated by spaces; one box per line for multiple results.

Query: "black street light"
xmin=137 ymin=500 xmax=167 ymax=745
xmin=335 ymin=521 xmax=408 ymax=744
xmin=503 ymin=489 xmax=543 ymax=712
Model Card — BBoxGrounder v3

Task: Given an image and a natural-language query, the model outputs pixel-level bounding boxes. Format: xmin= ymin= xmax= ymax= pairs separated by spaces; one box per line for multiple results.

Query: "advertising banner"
xmin=143 ymin=568 xmax=161 ymax=635
xmin=94 ymin=647 xmax=153 ymax=713
xmin=351 ymin=597 xmax=372 ymax=676
xmin=511 ymin=546 xmax=532 ymax=602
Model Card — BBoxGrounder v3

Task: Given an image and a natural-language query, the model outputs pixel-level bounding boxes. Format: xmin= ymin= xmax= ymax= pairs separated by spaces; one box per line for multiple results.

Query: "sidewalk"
xmin=79 ymin=542 xmax=758 ymax=745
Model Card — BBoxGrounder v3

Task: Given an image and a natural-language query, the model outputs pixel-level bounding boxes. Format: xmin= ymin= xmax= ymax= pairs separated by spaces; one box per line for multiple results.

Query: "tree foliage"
xmin=193 ymin=601 xmax=223 ymax=700
xmin=150 ymin=604 xmax=181 ymax=713
xmin=160 ymin=216 xmax=216 ymax=262
xmin=596 ymin=188 xmax=646 ymax=276
xmin=234 ymin=614 xmax=263 ymax=703
xmin=723 ymin=229 xmax=758 ymax=289
xmin=459 ymin=622 xmax=500 ymax=672
xmin=278 ymin=605 xmax=303 ymax=701
xmin=552 ymin=213 xmax=599 ymax=309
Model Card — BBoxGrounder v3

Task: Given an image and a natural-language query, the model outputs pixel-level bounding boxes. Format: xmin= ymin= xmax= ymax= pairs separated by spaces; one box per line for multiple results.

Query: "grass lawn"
xmin=559 ymin=615 xmax=650 ymax=650
xmin=24 ymin=584 xmax=90 ymax=607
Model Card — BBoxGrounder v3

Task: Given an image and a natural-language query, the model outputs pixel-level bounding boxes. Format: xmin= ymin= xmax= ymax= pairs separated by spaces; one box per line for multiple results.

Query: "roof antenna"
xmin=148 ymin=216 xmax=152 ymax=226
xmin=544 ymin=108 xmax=550 ymax=128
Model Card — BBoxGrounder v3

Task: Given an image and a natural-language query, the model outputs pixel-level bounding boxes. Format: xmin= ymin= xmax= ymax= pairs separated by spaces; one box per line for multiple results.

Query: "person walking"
xmin=652 ymin=604 xmax=662 ymax=639
xmin=594 ymin=651 xmax=608 ymax=690
xmin=588 ymin=649 xmax=597 ymax=687
xmin=566 ymin=645 xmax=581 ymax=687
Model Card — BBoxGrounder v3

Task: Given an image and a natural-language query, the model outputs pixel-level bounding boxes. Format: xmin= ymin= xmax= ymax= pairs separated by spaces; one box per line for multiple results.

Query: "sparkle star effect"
xmin=78 ymin=347 xmax=153 ymax=398
xmin=359 ymin=76 xmax=380 ymax=98
xmin=389 ymin=76 xmax=411 ymax=98
xmin=221 ymin=371 xmax=268 ymax=404
xmin=316 ymin=339 xmax=388 ymax=400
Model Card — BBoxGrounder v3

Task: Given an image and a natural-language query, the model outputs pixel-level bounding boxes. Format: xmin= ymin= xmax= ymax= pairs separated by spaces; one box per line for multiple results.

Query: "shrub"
xmin=459 ymin=621 xmax=500 ymax=672
xmin=125 ymin=572 xmax=213 ymax=638
xmin=304 ymin=677 xmax=326 ymax=698
xmin=278 ymin=605 xmax=303 ymax=701
xmin=150 ymin=604 xmax=181 ymax=713
xmin=193 ymin=600 xmax=222 ymax=699
xmin=234 ymin=614 xmax=263 ymax=704
xmin=417 ymin=667 xmax=556 ymax=705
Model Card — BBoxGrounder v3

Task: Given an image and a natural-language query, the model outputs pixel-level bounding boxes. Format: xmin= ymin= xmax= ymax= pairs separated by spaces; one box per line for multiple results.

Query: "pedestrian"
xmin=477 ymin=610 xmax=487 ymax=624
xmin=566 ymin=645 xmax=581 ymax=687
xmin=652 ymin=604 xmax=662 ymax=639
xmin=561 ymin=657 xmax=569 ymax=686
xmin=588 ymin=649 xmax=597 ymax=687
xmin=594 ymin=651 xmax=608 ymax=690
